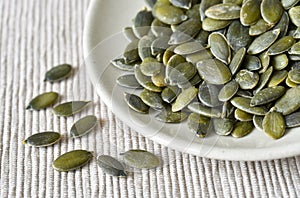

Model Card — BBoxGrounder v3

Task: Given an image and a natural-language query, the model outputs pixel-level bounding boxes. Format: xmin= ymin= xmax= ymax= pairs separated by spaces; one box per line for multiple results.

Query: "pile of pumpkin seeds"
xmin=24 ymin=64 xmax=160 ymax=174
xmin=112 ymin=0 xmax=300 ymax=139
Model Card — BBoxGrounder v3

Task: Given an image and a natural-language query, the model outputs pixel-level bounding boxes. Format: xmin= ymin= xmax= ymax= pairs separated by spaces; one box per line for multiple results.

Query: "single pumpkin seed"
xmin=249 ymin=18 xmax=274 ymax=36
xmin=123 ymin=39 xmax=140 ymax=64
xmin=208 ymin=32 xmax=231 ymax=64
xmin=44 ymin=64 xmax=72 ymax=82
xmin=231 ymin=121 xmax=254 ymax=138
xmin=199 ymin=0 xmax=222 ymax=21
xmin=235 ymin=69 xmax=259 ymax=90
xmin=258 ymin=51 xmax=270 ymax=73
xmin=251 ymin=86 xmax=286 ymax=106
xmin=52 ymin=101 xmax=91 ymax=117
xmin=271 ymin=54 xmax=289 ymax=70
xmin=262 ymin=111 xmax=286 ymax=139
xmin=198 ymin=81 xmax=221 ymax=107
xmin=133 ymin=8 xmax=154 ymax=38
xmin=140 ymin=57 xmax=162 ymax=76
xmin=195 ymin=29 xmax=210 ymax=46
xmin=187 ymin=113 xmax=212 ymax=138
xmin=226 ymin=20 xmax=252 ymax=51
xmin=70 ymin=115 xmax=97 ymax=138
xmin=151 ymin=36 xmax=170 ymax=56
xmin=97 ymin=155 xmax=127 ymax=177
xmin=274 ymin=12 xmax=290 ymax=38
xmin=185 ymin=49 xmax=213 ymax=64
xmin=281 ymin=0 xmax=300 ymax=9
xmin=205 ymin=3 xmax=241 ymax=20
xmin=274 ymin=85 xmax=300 ymax=115
xmin=138 ymin=35 xmax=155 ymax=60
xmin=155 ymin=109 xmax=188 ymax=123
xmin=26 ymin=92 xmax=59 ymax=110
xmin=234 ymin=108 xmax=253 ymax=121
xmin=285 ymin=111 xmax=300 ymax=128
xmin=134 ymin=65 xmax=163 ymax=92
xmin=188 ymin=102 xmax=222 ymax=118
xmin=261 ymin=0 xmax=283 ymax=25
xmin=174 ymin=41 xmax=205 ymax=55
xmin=22 ymin=132 xmax=61 ymax=147
xmin=244 ymin=55 xmax=262 ymax=71
xmin=289 ymin=41 xmax=300 ymax=55
xmin=267 ymin=70 xmax=288 ymax=87
xmin=124 ymin=92 xmax=150 ymax=114
xmin=288 ymin=6 xmax=300 ymax=27
xmin=153 ymin=4 xmax=187 ymax=25
xmin=111 ymin=58 xmax=137 ymax=71
xmin=186 ymin=4 xmax=201 ymax=20
xmin=163 ymin=45 xmax=176 ymax=65
xmin=229 ymin=47 xmax=246 ymax=75
xmin=202 ymin=18 xmax=232 ymax=32
xmin=172 ymin=86 xmax=198 ymax=112
xmin=268 ymin=36 xmax=296 ymax=55
xmin=151 ymin=19 xmax=172 ymax=37
xmin=240 ymin=0 xmax=261 ymax=26
xmin=288 ymin=67 xmax=300 ymax=84
xmin=152 ymin=66 xmax=167 ymax=87
xmin=140 ymin=89 xmax=164 ymax=109
xmin=116 ymin=74 xmax=143 ymax=89
xmin=218 ymin=80 xmax=239 ymax=102
xmin=161 ymin=86 xmax=180 ymax=103
xmin=253 ymin=66 xmax=273 ymax=94
xmin=213 ymin=118 xmax=233 ymax=135
xmin=285 ymin=76 xmax=298 ymax=87
xmin=123 ymin=27 xmax=138 ymax=42
xmin=121 ymin=150 xmax=160 ymax=169
xmin=169 ymin=62 xmax=197 ymax=85
xmin=253 ymin=115 xmax=264 ymax=131
xmin=230 ymin=97 xmax=268 ymax=115
xmin=52 ymin=150 xmax=93 ymax=172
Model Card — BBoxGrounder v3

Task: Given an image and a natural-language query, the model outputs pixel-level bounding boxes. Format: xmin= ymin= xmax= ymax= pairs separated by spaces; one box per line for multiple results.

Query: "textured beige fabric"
xmin=1 ymin=0 xmax=300 ymax=197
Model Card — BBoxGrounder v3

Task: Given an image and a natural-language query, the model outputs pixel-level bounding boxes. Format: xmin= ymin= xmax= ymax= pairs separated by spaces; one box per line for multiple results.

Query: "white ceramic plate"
xmin=83 ymin=0 xmax=300 ymax=161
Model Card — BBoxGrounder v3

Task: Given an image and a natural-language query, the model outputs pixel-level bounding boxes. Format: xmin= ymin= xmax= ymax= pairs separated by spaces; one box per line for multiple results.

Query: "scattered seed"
xmin=44 ymin=64 xmax=72 ymax=82
xmin=70 ymin=115 xmax=98 ymax=138
xmin=26 ymin=92 xmax=59 ymax=110
xmin=52 ymin=101 xmax=91 ymax=117
xmin=23 ymin=132 xmax=61 ymax=147
xmin=121 ymin=149 xmax=160 ymax=169
xmin=97 ymin=155 xmax=127 ymax=177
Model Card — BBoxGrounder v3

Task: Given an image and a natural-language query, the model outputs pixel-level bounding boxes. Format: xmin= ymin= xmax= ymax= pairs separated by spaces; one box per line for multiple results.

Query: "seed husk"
xmin=52 ymin=150 xmax=93 ymax=172
xmin=202 ymin=18 xmax=232 ymax=32
xmin=140 ymin=89 xmax=164 ymax=109
xmin=44 ymin=64 xmax=72 ymax=82
xmin=267 ymin=36 xmax=296 ymax=55
xmin=230 ymin=97 xmax=267 ymax=115
xmin=288 ymin=67 xmax=300 ymax=84
xmin=274 ymin=85 xmax=300 ymax=115
xmin=172 ymin=86 xmax=198 ymax=112
xmin=253 ymin=115 xmax=264 ymax=131
xmin=231 ymin=121 xmax=254 ymax=138
xmin=251 ymin=86 xmax=286 ymax=106
xmin=226 ymin=20 xmax=252 ymax=51
xmin=52 ymin=101 xmax=91 ymax=117
xmin=262 ymin=111 xmax=286 ymax=139
xmin=121 ymin=150 xmax=160 ymax=169
xmin=97 ymin=155 xmax=127 ymax=177
xmin=116 ymin=74 xmax=143 ymax=89
xmin=153 ymin=4 xmax=187 ymax=25
xmin=70 ymin=115 xmax=98 ymax=138
xmin=26 ymin=92 xmax=59 ymax=110
xmin=124 ymin=92 xmax=149 ymax=114
xmin=218 ymin=80 xmax=239 ymax=102
xmin=240 ymin=0 xmax=261 ymax=26
xmin=213 ymin=118 xmax=233 ymax=136
xmin=285 ymin=111 xmax=300 ymax=128
xmin=22 ymin=132 xmax=61 ymax=147
xmin=133 ymin=8 xmax=154 ymax=38
xmin=268 ymin=70 xmax=288 ymax=87
xmin=288 ymin=6 xmax=300 ymax=27
xmin=261 ymin=0 xmax=283 ymax=25
xmin=155 ymin=109 xmax=188 ymax=123
xmin=229 ymin=47 xmax=246 ymax=75
xmin=204 ymin=3 xmax=241 ymax=20
xmin=208 ymin=32 xmax=231 ymax=64
xmin=174 ymin=41 xmax=205 ymax=55
xmin=187 ymin=113 xmax=212 ymax=138
xmin=188 ymin=102 xmax=222 ymax=118
xmin=235 ymin=69 xmax=259 ymax=90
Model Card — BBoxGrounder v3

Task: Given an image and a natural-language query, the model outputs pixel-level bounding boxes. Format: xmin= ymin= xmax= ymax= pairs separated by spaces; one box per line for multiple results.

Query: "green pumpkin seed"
xmin=263 ymin=111 xmax=285 ymax=139
xmin=22 ymin=132 xmax=61 ymax=147
xmin=123 ymin=39 xmax=140 ymax=64
xmin=44 ymin=64 xmax=72 ymax=82
xmin=199 ymin=0 xmax=222 ymax=21
xmin=117 ymin=74 xmax=142 ymax=89
xmin=249 ymin=18 xmax=274 ymax=36
xmin=70 ymin=115 xmax=97 ymax=138
xmin=97 ymin=155 xmax=127 ymax=177
xmin=218 ymin=80 xmax=239 ymax=102
xmin=288 ymin=67 xmax=300 ymax=84
xmin=244 ymin=55 xmax=262 ymax=71
xmin=185 ymin=49 xmax=213 ymax=64
xmin=251 ymin=86 xmax=286 ymax=106
xmin=52 ymin=101 xmax=91 ymax=117
xmin=138 ymin=36 xmax=155 ymax=60
xmin=274 ymin=12 xmax=290 ymax=38
xmin=268 ymin=36 xmax=296 ymax=55
xmin=226 ymin=20 xmax=252 ymax=51
xmin=235 ymin=69 xmax=259 ymax=90
xmin=268 ymin=70 xmax=288 ymax=87
xmin=186 ymin=4 xmax=201 ymax=20
xmin=271 ymin=54 xmax=289 ymax=70
xmin=289 ymin=41 xmax=300 ymax=55
xmin=134 ymin=65 xmax=163 ymax=92
xmin=285 ymin=76 xmax=298 ymax=87
xmin=151 ymin=36 xmax=170 ymax=56
xmin=52 ymin=150 xmax=93 ymax=172
xmin=163 ymin=45 xmax=176 ymax=65
xmin=234 ymin=108 xmax=253 ymax=121
xmin=26 ymin=92 xmax=59 ymax=110
xmin=187 ymin=113 xmax=212 ymax=137
xmin=195 ymin=29 xmax=210 ymax=46
xmin=208 ymin=32 xmax=231 ymax=64
xmin=198 ymin=81 xmax=221 ymax=107
xmin=196 ymin=59 xmax=232 ymax=85
xmin=281 ymin=0 xmax=300 ymax=9
xmin=168 ymin=62 xmax=196 ymax=85
xmin=174 ymin=41 xmax=205 ymax=55
xmin=261 ymin=0 xmax=283 ymax=25
xmin=140 ymin=89 xmax=164 ymax=109
xmin=202 ymin=18 xmax=232 ymax=32
xmin=293 ymin=27 xmax=300 ymax=39
xmin=231 ymin=121 xmax=254 ymax=138
xmin=124 ymin=92 xmax=149 ymax=114
xmin=205 ymin=3 xmax=241 ymax=20
xmin=285 ymin=111 xmax=300 ymax=128
xmin=121 ymin=150 xmax=160 ymax=169
xmin=213 ymin=118 xmax=233 ymax=135
xmin=230 ymin=97 xmax=268 ymax=115
xmin=288 ymin=6 xmax=300 ymax=27
xmin=253 ymin=115 xmax=264 ymax=131
xmin=188 ymin=102 xmax=222 ymax=118
xmin=240 ymin=0 xmax=261 ymax=26
xmin=153 ymin=4 xmax=187 ymax=25
xmin=133 ymin=8 xmax=154 ymax=38
xmin=229 ymin=47 xmax=246 ymax=75
xmin=274 ymin=85 xmax=300 ymax=115
xmin=123 ymin=27 xmax=138 ymax=42
xmin=161 ymin=86 xmax=180 ymax=103
xmin=170 ymin=0 xmax=193 ymax=9
xmin=155 ymin=109 xmax=188 ymax=123
xmin=152 ymin=67 xmax=167 ymax=87
xmin=140 ymin=57 xmax=162 ymax=76
xmin=254 ymin=66 xmax=273 ymax=94
xmin=172 ymin=86 xmax=198 ymax=112
xmin=181 ymin=73 xmax=202 ymax=88
xmin=247 ymin=29 xmax=280 ymax=55
xmin=151 ymin=19 xmax=172 ymax=37
xmin=111 ymin=58 xmax=137 ymax=71
xmin=258 ymin=51 xmax=270 ymax=73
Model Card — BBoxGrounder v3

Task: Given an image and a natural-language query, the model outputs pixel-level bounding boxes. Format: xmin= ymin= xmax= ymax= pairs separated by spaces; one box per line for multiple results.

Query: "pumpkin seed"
xmin=199 ymin=0 xmax=222 ymax=21
xmin=151 ymin=36 xmax=170 ymax=56
xmin=163 ymin=45 xmax=176 ymax=65
xmin=221 ymin=101 xmax=235 ymax=118
xmin=274 ymin=12 xmax=290 ymax=38
xmin=187 ymin=113 xmax=212 ymax=137
xmin=289 ymin=54 xmax=300 ymax=61
xmin=240 ymin=0 xmax=261 ymax=26
xmin=229 ymin=47 xmax=246 ymax=75
xmin=52 ymin=150 xmax=93 ymax=172
xmin=195 ymin=29 xmax=210 ymax=46
xmin=123 ymin=39 xmax=140 ymax=64
xmin=205 ymin=3 xmax=241 ymax=20
xmin=249 ymin=19 xmax=274 ymax=36
xmin=170 ymin=0 xmax=193 ymax=9
xmin=111 ymin=58 xmax=137 ymax=71
xmin=185 ymin=49 xmax=213 ymax=64
xmin=285 ymin=76 xmax=298 ymax=87
xmin=70 ymin=115 xmax=97 ymax=138
xmin=247 ymin=29 xmax=280 ymax=55
xmin=253 ymin=66 xmax=273 ymax=94
xmin=208 ymin=32 xmax=231 ymax=64
xmin=196 ymin=59 xmax=232 ymax=85
xmin=124 ymin=92 xmax=149 ymax=114
xmin=274 ymin=85 xmax=300 ymax=115
xmin=151 ymin=19 xmax=172 ymax=37
xmin=174 ymin=41 xmax=205 ymax=55
xmin=172 ymin=86 xmax=198 ymax=112
xmin=202 ymin=18 xmax=232 ymax=32
xmin=186 ymin=4 xmax=200 ymax=20
xmin=168 ymin=62 xmax=196 ymax=85
xmin=268 ymin=70 xmax=288 ymax=87
xmin=26 ymin=92 xmax=59 ymax=110
xmin=213 ymin=118 xmax=233 ymax=135
xmin=121 ymin=150 xmax=160 ymax=169
xmin=285 ymin=111 xmax=300 ymax=128
xmin=138 ymin=36 xmax=155 ymax=60
xmin=133 ymin=8 xmax=154 ymax=38
xmin=261 ymin=0 xmax=283 ymax=25
xmin=134 ymin=65 xmax=163 ymax=92
xmin=231 ymin=121 xmax=254 ymax=138
xmin=140 ymin=57 xmax=162 ymax=76
xmin=251 ymin=86 xmax=286 ymax=106
xmin=152 ymin=67 xmax=167 ymax=87
xmin=263 ymin=111 xmax=286 ymax=139
xmin=161 ymin=86 xmax=180 ymax=103
xmin=198 ymin=81 xmax=221 ymax=107
xmin=243 ymin=55 xmax=262 ymax=71
xmin=116 ymin=74 xmax=143 ymax=89
xmin=145 ymin=0 xmax=158 ymax=8
xmin=22 ymin=132 xmax=61 ymax=147
xmin=155 ymin=109 xmax=188 ymax=123
xmin=97 ymin=155 xmax=127 ymax=177
xmin=258 ymin=51 xmax=270 ymax=73
xmin=253 ymin=115 xmax=264 ymax=131
xmin=288 ymin=67 xmax=300 ymax=84
xmin=281 ymin=0 xmax=300 ymax=9
xmin=52 ymin=101 xmax=91 ymax=117
xmin=230 ymin=97 xmax=267 ymax=115
xmin=234 ymin=108 xmax=253 ymax=121
xmin=123 ymin=27 xmax=138 ymax=42
xmin=226 ymin=20 xmax=252 ymax=51
xmin=44 ymin=64 xmax=72 ymax=82
xmin=271 ymin=54 xmax=289 ymax=70
xmin=188 ymin=102 xmax=222 ymax=118
xmin=267 ymin=36 xmax=296 ymax=55
xmin=289 ymin=41 xmax=300 ymax=55
xmin=140 ymin=89 xmax=164 ymax=109
xmin=218 ymin=80 xmax=239 ymax=102
xmin=153 ymin=4 xmax=187 ymax=25
xmin=235 ymin=69 xmax=259 ymax=90
xmin=288 ymin=6 xmax=300 ymax=27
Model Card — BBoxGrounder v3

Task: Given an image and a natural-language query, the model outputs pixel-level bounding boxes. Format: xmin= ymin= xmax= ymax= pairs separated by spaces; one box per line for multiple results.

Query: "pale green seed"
xmin=250 ymin=86 xmax=286 ymax=106
xmin=26 ymin=92 xmax=59 ymax=110
xmin=151 ymin=19 xmax=172 ymax=37
xmin=285 ymin=111 xmax=300 ymax=128
xmin=187 ymin=113 xmax=212 ymax=137
xmin=116 ymin=74 xmax=142 ymax=89
xmin=202 ymin=18 xmax=232 ymax=32
xmin=244 ymin=55 xmax=262 ymax=71
xmin=288 ymin=6 xmax=300 ymax=27
xmin=168 ymin=62 xmax=196 ymax=85
xmin=240 ymin=0 xmax=261 ymax=26
xmin=188 ymin=102 xmax=222 ymax=118
xmin=133 ymin=8 xmax=154 ymax=38
xmin=231 ymin=121 xmax=254 ymax=138
xmin=22 ymin=132 xmax=61 ymax=147
xmin=268 ymin=70 xmax=288 ymax=87
xmin=288 ymin=68 xmax=300 ymax=84
xmin=263 ymin=111 xmax=285 ymax=139
xmin=198 ymin=81 xmax=221 ymax=107
xmin=253 ymin=115 xmax=264 ymax=131
xmin=235 ymin=69 xmax=259 ymax=90
xmin=97 ymin=155 xmax=127 ymax=177
xmin=289 ymin=41 xmax=300 ymax=55
xmin=285 ymin=76 xmax=298 ymax=87
xmin=174 ymin=41 xmax=205 ymax=55
xmin=121 ymin=150 xmax=160 ymax=169
xmin=140 ymin=89 xmax=164 ymax=109
xmin=281 ymin=0 xmax=300 ymax=9
xmin=213 ymin=118 xmax=234 ymax=136
xmin=234 ymin=108 xmax=253 ymax=121
xmin=218 ymin=80 xmax=239 ymax=102
xmin=172 ymin=86 xmax=198 ymax=112
xmin=140 ymin=57 xmax=162 ymax=76
xmin=271 ymin=54 xmax=289 ymax=70
xmin=199 ymin=0 xmax=222 ymax=21
xmin=44 ymin=64 xmax=72 ymax=82
xmin=52 ymin=101 xmax=91 ymax=117
xmin=70 ymin=115 xmax=97 ymax=138
xmin=274 ymin=86 xmax=300 ymax=115
xmin=134 ymin=65 xmax=163 ymax=92
xmin=268 ymin=36 xmax=296 ymax=55
xmin=153 ymin=4 xmax=187 ymax=25
xmin=229 ymin=47 xmax=246 ymax=75
xmin=185 ymin=49 xmax=213 ymax=65
xmin=230 ymin=97 xmax=268 ymax=115
xmin=155 ymin=109 xmax=188 ymax=123
xmin=226 ymin=20 xmax=252 ymax=51
xmin=53 ymin=150 xmax=93 ymax=172
xmin=261 ymin=0 xmax=283 ymax=25
xmin=249 ymin=18 xmax=274 ymax=36
xmin=208 ymin=32 xmax=231 ymax=64
xmin=205 ymin=3 xmax=241 ymax=20
xmin=124 ymin=92 xmax=149 ymax=114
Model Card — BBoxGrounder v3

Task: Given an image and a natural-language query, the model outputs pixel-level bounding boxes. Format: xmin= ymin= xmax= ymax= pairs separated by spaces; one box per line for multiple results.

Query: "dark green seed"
xmin=116 ymin=74 xmax=142 ymax=89
xmin=155 ymin=109 xmax=188 ymax=123
xmin=44 ymin=64 xmax=72 ymax=82
xmin=124 ymin=92 xmax=149 ymax=114
xmin=251 ymin=86 xmax=286 ymax=106
xmin=97 ymin=155 xmax=127 ymax=177
xmin=187 ymin=113 xmax=212 ymax=138
xmin=22 ymin=132 xmax=61 ymax=147
xmin=70 ymin=115 xmax=98 ymax=138
xmin=52 ymin=101 xmax=91 ymax=117
xmin=218 ymin=80 xmax=239 ymax=102
xmin=285 ymin=111 xmax=300 ymax=128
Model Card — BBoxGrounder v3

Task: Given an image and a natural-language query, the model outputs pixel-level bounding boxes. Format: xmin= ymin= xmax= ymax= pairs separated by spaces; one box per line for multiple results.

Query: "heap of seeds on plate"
xmin=112 ymin=0 xmax=300 ymax=139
